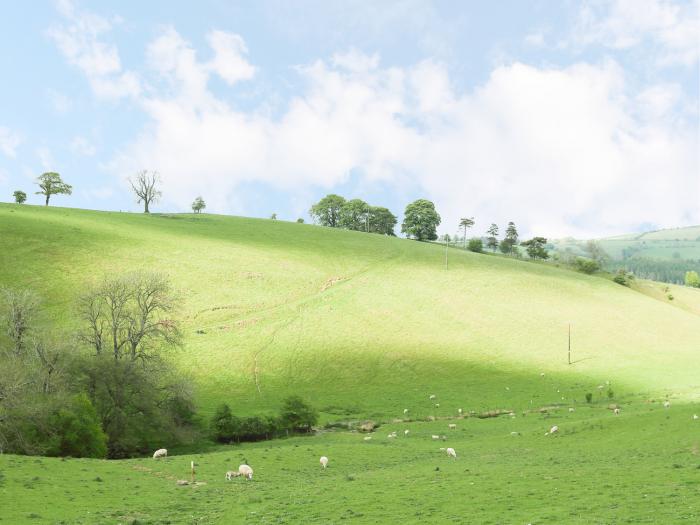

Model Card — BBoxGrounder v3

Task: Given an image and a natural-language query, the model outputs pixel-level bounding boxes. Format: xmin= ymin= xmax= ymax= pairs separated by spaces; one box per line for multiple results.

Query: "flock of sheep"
xmin=150 ymin=391 xmax=695 ymax=484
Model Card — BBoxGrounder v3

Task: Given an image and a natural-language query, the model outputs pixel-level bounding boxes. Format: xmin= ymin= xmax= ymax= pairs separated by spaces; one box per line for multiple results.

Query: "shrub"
xmin=279 ymin=395 xmax=318 ymax=433
xmin=585 ymin=393 xmax=593 ymax=403
xmin=467 ymin=238 xmax=483 ymax=253
xmin=239 ymin=416 xmax=278 ymax=441
xmin=13 ymin=190 xmax=27 ymax=204
xmin=574 ymin=257 xmax=600 ymax=274
xmin=210 ymin=404 xmax=241 ymax=443
xmin=45 ymin=394 xmax=108 ymax=458
xmin=296 ymin=218 xmax=304 ymax=224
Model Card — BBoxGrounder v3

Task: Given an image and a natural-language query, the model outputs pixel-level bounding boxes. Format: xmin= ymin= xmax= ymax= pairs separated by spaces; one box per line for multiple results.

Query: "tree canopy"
xmin=401 ymin=199 xmax=441 ymax=241
xmin=521 ymin=237 xmax=549 ymax=260
xmin=35 ymin=172 xmax=72 ymax=206
xmin=13 ymin=190 xmax=27 ymax=204
xmin=310 ymin=194 xmax=346 ymax=227
xmin=192 ymin=196 xmax=206 ymax=214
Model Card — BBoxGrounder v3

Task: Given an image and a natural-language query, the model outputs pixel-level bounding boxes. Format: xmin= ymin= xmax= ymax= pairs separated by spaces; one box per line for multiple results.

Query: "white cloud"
xmin=573 ymin=0 xmax=700 ymax=67
xmin=0 ymin=127 xmax=22 ymax=158
xmin=70 ymin=136 xmax=96 ymax=156
xmin=48 ymin=0 xmax=140 ymax=99
xmin=206 ymin=30 xmax=256 ymax=85
xmin=109 ymin=30 xmax=698 ymax=237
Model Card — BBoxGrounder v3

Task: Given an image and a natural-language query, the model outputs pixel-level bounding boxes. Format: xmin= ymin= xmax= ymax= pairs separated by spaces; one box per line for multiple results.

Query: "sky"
xmin=0 ymin=0 xmax=698 ymax=239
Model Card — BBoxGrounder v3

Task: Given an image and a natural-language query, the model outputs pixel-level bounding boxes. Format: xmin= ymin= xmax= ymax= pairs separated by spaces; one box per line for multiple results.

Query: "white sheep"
xmin=403 ymin=408 xmax=409 ymax=415
xmin=152 ymin=448 xmax=167 ymax=459
xmin=457 ymin=408 xmax=463 ymax=415
xmin=549 ymin=425 xmax=559 ymax=434
xmin=238 ymin=464 xmax=253 ymax=480
xmin=446 ymin=447 xmax=457 ymax=459
xmin=435 ymin=403 xmax=440 ymax=408
xmin=387 ymin=433 xmax=397 ymax=439
xmin=693 ymin=414 xmax=698 ymax=420
xmin=320 ymin=456 xmax=329 ymax=469
xmin=448 ymin=423 xmax=456 ymax=430
xmin=568 ymin=407 xmax=575 ymax=413
xmin=225 ymin=470 xmax=240 ymax=481
xmin=663 ymin=401 xmax=671 ymax=408
xmin=429 ymin=394 xmax=436 ymax=400
xmin=431 ymin=435 xmax=440 ymax=440
xmin=404 ymin=429 xmax=410 ymax=436
xmin=364 ymin=436 xmax=372 ymax=441
xmin=613 ymin=408 xmax=620 ymax=415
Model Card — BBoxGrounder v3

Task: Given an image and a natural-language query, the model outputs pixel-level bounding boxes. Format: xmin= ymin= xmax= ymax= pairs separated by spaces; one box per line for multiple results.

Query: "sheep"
xmin=663 ymin=401 xmax=671 ymax=408
xmin=403 ymin=408 xmax=409 ymax=415
xmin=320 ymin=456 xmax=329 ymax=469
xmin=446 ymin=447 xmax=457 ymax=459
xmin=431 ymin=435 xmax=440 ymax=440
xmin=404 ymin=429 xmax=410 ymax=436
xmin=363 ymin=436 xmax=372 ymax=441
xmin=693 ymin=414 xmax=698 ymax=420
xmin=549 ymin=425 xmax=559 ymax=435
xmin=613 ymin=408 xmax=620 ymax=415
xmin=448 ymin=423 xmax=457 ymax=430
xmin=429 ymin=394 xmax=436 ymax=400
xmin=225 ymin=470 xmax=241 ymax=481
xmin=238 ymin=464 xmax=253 ymax=480
xmin=153 ymin=448 xmax=167 ymax=459
xmin=435 ymin=403 xmax=440 ymax=408
xmin=387 ymin=432 xmax=397 ymax=439
xmin=457 ymin=408 xmax=463 ymax=415
xmin=568 ymin=407 xmax=575 ymax=413
xmin=540 ymin=372 xmax=545 ymax=377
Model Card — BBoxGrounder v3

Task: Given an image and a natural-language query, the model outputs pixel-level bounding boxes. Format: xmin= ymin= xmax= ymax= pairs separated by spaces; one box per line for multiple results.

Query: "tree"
xmin=0 ymin=288 xmax=40 ymax=357
xmin=35 ymin=172 xmax=72 ymax=206
xmin=191 ymin=196 xmax=206 ymax=214
xmin=210 ymin=403 xmax=241 ymax=443
xmin=129 ymin=170 xmax=161 ymax=213
xmin=310 ymin=194 xmax=346 ymax=227
xmin=486 ymin=223 xmax=499 ymax=252
xmin=270 ymin=213 xmax=277 ymax=220
xmin=459 ymin=218 xmax=475 ymax=248
xmin=78 ymin=272 xmax=180 ymax=362
xmin=521 ymin=237 xmax=549 ymax=260
xmin=584 ymin=240 xmax=609 ymax=265
xmin=401 ymin=199 xmax=441 ymax=241
xmin=339 ymin=199 xmax=369 ymax=231
xmin=685 ymin=270 xmax=700 ymax=288
xmin=296 ymin=218 xmax=304 ymax=224
xmin=500 ymin=222 xmax=518 ymax=255
xmin=467 ymin=238 xmax=483 ymax=253
xmin=13 ymin=190 xmax=27 ymax=204
xmin=279 ymin=395 xmax=318 ymax=433
xmin=367 ymin=206 xmax=397 ymax=235
xmin=575 ymin=257 xmax=600 ymax=274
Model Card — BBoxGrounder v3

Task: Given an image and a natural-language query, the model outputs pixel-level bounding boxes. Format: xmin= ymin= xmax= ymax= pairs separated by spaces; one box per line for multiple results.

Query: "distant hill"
xmin=551 ymin=225 xmax=700 ymax=284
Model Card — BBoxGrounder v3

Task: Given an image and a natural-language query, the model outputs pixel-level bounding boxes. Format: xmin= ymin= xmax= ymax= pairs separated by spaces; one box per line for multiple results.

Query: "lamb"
xmin=152 ymin=448 xmax=167 ymax=459
xmin=431 ymin=435 xmax=440 ymax=440
xmin=435 ymin=403 xmax=440 ymax=408
xmin=446 ymin=447 xmax=457 ymax=459
xmin=364 ymin=436 xmax=373 ymax=441
xmin=320 ymin=456 xmax=329 ymax=469
xmin=693 ymin=414 xmax=698 ymax=420
xmin=663 ymin=401 xmax=671 ymax=408
xmin=549 ymin=425 xmax=559 ymax=435
xmin=613 ymin=408 xmax=620 ymax=415
xmin=404 ymin=429 xmax=410 ymax=436
xmin=568 ymin=407 xmax=575 ymax=413
xmin=457 ymin=408 xmax=463 ymax=415
xmin=448 ymin=424 xmax=457 ymax=430
xmin=225 ymin=470 xmax=241 ymax=481
xmin=403 ymin=408 xmax=409 ymax=415
xmin=429 ymin=394 xmax=436 ymax=400
xmin=238 ymin=464 xmax=253 ymax=480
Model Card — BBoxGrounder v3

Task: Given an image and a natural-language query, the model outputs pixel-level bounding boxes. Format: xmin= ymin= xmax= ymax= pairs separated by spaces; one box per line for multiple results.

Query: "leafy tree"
xmin=45 ymin=394 xmax=107 ymax=458
xmin=270 ymin=213 xmax=277 ymax=220
xmin=339 ymin=199 xmax=369 ymax=231
xmin=368 ymin=206 xmax=397 ymax=235
xmin=296 ymin=218 xmax=304 ymax=224
xmin=499 ymin=239 xmax=513 ymax=254
xmin=210 ymin=403 xmax=241 ymax=443
xmin=310 ymin=194 xmax=346 ymax=227
xmin=13 ymin=190 xmax=27 ymax=204
xmin=191 ymin=196 xmax=206 ymax=214
xmin=467 ymin=238 xmax=484 ymax=253
xmin=129 ymin=170 xmax=161 ymax=213
xmin=459 ymin=217 xmax=475 ymax=248
xmin=486 ymin=223 xmax=499 ymax=251
xmin=574 ymin=257 xmax=600 ymax=274
xmin=279 ymin=395 xmax=318 ymax=433
xmin=521 ymin=237 xmax=549 ymax=260
xmin=685 ymin=270 xmax=700 ymax=288
xmin=35 ymin=172 xmax=72 ymax=206
xmin=401 ymin=199 xmax=441 ymax=241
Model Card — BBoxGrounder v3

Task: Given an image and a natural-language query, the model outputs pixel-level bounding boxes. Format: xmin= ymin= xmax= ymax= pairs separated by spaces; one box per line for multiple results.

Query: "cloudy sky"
xmin=0 ymin=0 xmax=698 ymax=238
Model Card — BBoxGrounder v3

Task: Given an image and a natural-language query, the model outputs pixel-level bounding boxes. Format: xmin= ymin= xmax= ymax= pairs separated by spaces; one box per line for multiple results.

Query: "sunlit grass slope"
xmin=1 ymin=203 xmax=699 ymax=423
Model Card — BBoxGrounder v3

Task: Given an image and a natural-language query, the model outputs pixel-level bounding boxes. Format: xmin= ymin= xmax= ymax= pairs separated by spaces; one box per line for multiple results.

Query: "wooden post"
xmin=191 ymin=461 xmax=195 ymax=483
xmin=568 ymin=323 xmax=571 ymax=365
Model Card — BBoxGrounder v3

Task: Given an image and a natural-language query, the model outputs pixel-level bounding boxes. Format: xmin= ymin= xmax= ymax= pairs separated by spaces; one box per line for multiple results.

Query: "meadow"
xmin=1 ymin=203 xmax=699 ymax=524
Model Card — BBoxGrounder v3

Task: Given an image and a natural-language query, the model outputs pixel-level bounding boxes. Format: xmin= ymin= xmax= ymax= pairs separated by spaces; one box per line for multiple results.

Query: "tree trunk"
xmin=144 ymin=200 xmax=149 ymax=213
xmin=45 ymin=194 xmax=50 ymax=206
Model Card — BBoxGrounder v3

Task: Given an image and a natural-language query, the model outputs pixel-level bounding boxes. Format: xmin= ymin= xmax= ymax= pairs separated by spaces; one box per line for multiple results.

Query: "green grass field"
xmin=1 ymin=203 xmax=700 ymax=524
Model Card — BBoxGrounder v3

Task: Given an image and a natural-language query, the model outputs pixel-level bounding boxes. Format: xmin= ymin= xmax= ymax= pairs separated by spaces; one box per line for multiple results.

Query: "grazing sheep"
xmin=153 ymin=448 xmax=167 ymax=459
xmin=458 ymin=408 xmax=463 ymax=415
xmin=225 ymin=470 xmax=240 ymax=481
xmin=441 ymin=435 xmax=447 ymax=441
xmin=549 ymin=425 xmax=559 ymax=435
xmin=435 ymin=403 xmax=440 ymax=408
xmin=429 ymin=394 xmax=436 ymax=400
xmin=446 ymin=447 xmax=457 ymax=459
xmin=176 ymin=480 xmax=189 ymax=486
xmin=387 ymin=432 xmax=397 ymax=439
xmin=404 ymin=429 xmax=410 ymax=436
xmin=510 ymin=431 xmax=520 ymax=436
xmin=320 ymin=456 xmax=329 ymax=469
xmin=540 ymin=372 xmax=545 ymax=377
xmin=693 ymin=414 xmax=698 ymax=420
xmin=238 ymin=464 xmax=253 ymax=480
xmin=431 ymin=435 xmax=440 ymax=440
xmin=613 ymin=408 xmax=620 ymax=415
xmin=568 ymin=407 xmax=575 ymax=413
xmin=448 ymin=424 xmax=456 ymax=430
xmin=663 ymin=401 xmax=671 ymax=408
xmin=364 ymin=436 xmax=372 ymax=441
xmin=403 ymin=408 xmax=409 ymax=415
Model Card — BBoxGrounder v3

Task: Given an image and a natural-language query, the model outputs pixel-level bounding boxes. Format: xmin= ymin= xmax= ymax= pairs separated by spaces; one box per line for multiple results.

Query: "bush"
xmin=607 ymin=388 xmax=614 ymax=399
xmin=239 ymin=415 xmax=279 ymax=441
xmin=210 ymin=404 xmax=241 ymax=443
xmin=467 ymin=238 xmax=483 ymax=253
xmin=45 ymin=394 xmax=107 ymax=458
xmin=279 ymin=395 xmax=318 ymax=433
xmin=574 ymin=257 xmax=600 ymax=274
xmin=585 ymin=393 xmax=593 ymax=403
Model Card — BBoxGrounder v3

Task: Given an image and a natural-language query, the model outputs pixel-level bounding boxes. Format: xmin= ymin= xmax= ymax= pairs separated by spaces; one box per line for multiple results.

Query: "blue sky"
xmin=0 ymin=0 xmax=698 ymax=238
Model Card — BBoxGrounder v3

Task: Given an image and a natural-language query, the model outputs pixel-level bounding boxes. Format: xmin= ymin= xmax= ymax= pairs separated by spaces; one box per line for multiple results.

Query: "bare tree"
xmin=129 ymin=170 xmax=162 ymax=213
xmin=0 ymin=288 xmax=40 ymax=357
xmin=78 ymin=272 xmax=180 ymax=362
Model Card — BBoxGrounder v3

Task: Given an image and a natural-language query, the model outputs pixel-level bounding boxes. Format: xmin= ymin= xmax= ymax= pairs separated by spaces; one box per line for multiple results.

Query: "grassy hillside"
xmin=2 ymin=203 xmax=700 ymax=523
xmin=2 ymin=203 xmax=699 ymax=420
